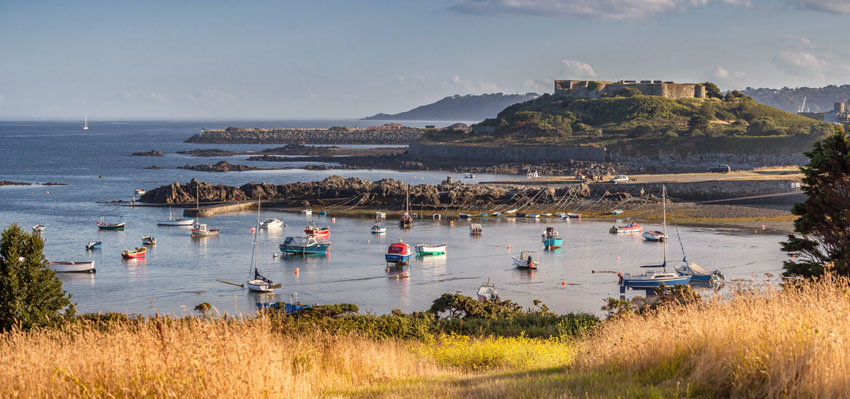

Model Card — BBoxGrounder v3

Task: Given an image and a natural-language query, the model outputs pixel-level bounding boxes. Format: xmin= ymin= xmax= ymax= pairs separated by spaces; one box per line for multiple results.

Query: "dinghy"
xmin=47 ymin=260 xmax=95 ymax=273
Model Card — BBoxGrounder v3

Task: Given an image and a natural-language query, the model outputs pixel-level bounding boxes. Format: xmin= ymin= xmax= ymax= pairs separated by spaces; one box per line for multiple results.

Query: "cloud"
xmin=704 ymin=66 xmax=746 ymax=89
xmin=450 ymin=0 xmax=747 ymax=19
xmin=794 ymin=0 xmax=850 ymax=14
xmin=149 ymin=91 xmax=167 ymax=102
xmin=773 ymin=50 xmax=825 ymax=77
xmin=444 ymin=75 xmax=500 ymax=94
xmin=560 ymin=59 xmax=597 ymax=79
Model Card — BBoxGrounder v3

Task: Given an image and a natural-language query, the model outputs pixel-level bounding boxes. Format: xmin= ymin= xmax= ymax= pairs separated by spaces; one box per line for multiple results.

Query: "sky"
xmin=1 ymin=0 xmax=849 ymax=119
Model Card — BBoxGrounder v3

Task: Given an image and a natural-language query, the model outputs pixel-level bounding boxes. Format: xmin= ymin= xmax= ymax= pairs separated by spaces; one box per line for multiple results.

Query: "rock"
xmin=179 ymin=161 xmax=260 ymax=172
xmin=146 ymin=165 xmax=161 ymax=170
xmin=131 ymin=150 xmax=165 ymax=157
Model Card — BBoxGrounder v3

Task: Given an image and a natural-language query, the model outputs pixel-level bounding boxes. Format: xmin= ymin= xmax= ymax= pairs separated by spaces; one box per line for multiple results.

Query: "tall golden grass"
xmin=5 ymin=276 xmax=850 ymax=398
xmin=0 ymin=317 xmax=451 ymax=398
xmin=577 ymin=274 xmax=850 ymax=398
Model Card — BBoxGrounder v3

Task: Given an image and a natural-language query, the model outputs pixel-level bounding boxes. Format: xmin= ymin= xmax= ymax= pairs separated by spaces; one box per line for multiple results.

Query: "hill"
xmin=744 ymin=85 xmax=850 ymax=113
xmin=421 ymin=91 xmax=837 ymax=154
xmin=363 ymin=92 xmax=538 ymax=122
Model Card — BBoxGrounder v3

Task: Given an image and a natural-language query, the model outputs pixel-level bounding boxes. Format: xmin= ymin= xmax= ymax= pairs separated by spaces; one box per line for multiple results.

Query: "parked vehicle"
xmin=708 ymin=164 xmax=731 ymax=173
xmin=610 ymin=175 xmax=629 ymax=184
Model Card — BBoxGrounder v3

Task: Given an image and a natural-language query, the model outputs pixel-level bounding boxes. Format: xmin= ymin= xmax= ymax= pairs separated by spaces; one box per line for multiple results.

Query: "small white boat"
xmin=83 ymin=115 xmax=88 ymax=130
xmin=247 ymin=198 xmax=280 ymax=292
xmin=512 ymin=251 xmax=539 ymax=270
xmin=376 ymin=211 xmax=386 ymax=220
xmin=85 ymin=240 xmax=102 ymax=250
xmin=464 ymin=173 xmax=475 ymax=178
xmin=469 ymin=223 xmax=483 ymax=235
xmin=141 ymin=235 xmax=156 ymax=246
xmin=134 ymin=189 xmax=146 ymax=195
xmin=191 ymin=224 xmax=220 ymax=237
xmin=48 ymin=260 xmax=95 ymax=273
xmin=415 ymin=242 xmax=446 ymax=256
xmin=565 ymin=213 xmax=582 ymax=219
xmin=260 ymin=217 xmax=284 ymax=229
xmin=157 ymin=208 xmax=195 ymax=226
xmin=32 ymin=224 xmax=45 ymax=232
xmin=301 ymin=209 xmax=312 ymax=216
xmin=477 ymin=279 xmax=501 ymax=302
xmin=371 ymin=221 xmax=386 ymax=234
xmin=504 ymin=208 xmax=517 ymax=214
xmin=643 ymin=230 xmax=667 ymax=242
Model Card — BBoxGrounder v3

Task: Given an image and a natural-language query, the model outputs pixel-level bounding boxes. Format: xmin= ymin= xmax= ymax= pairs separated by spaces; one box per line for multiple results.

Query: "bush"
xmin=0 ymin=224 xmax=73 ymax=331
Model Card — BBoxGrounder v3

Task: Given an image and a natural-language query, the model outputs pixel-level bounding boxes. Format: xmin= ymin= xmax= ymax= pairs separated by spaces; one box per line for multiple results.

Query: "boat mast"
xmin=662 ymin=185 xmax=667 ymax=269
xmin=249 ymin=197 xmax=260 ymax=279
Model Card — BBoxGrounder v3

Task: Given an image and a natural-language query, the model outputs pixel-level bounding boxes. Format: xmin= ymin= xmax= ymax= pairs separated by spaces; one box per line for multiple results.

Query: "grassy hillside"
xmin=422 ymin=92 xmax=838 ymax=153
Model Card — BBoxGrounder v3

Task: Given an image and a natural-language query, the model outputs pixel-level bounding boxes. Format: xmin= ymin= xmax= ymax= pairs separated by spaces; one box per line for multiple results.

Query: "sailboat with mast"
xmin=83 ymin=116 xmax=88 ymax=131
xmin=157 ymin=207 xmax=195 ymax=226
xmin=246 ymin=197 xmax=280 ymax=292
xmin=619 ymin=186 xmax=691 ymax=291
xmin=398 ymin=184 xmax=413 ymax=229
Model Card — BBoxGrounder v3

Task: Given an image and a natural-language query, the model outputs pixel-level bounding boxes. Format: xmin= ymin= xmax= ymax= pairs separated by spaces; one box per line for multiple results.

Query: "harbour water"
xmin=0 ymin=121 xmax=787 ymax=316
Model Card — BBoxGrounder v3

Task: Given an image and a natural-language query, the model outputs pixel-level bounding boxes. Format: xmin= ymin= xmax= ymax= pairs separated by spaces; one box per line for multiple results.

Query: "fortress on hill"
xmin=555 ymin=80 xmax=706 ymax=99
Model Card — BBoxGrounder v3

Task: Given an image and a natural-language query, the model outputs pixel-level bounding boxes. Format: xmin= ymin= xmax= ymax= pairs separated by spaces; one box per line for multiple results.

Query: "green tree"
xmin=0 ymin=224 xmax=72 ymax=331
xmin=782 ymin=133 xmax=850 ymax=277
xmin=703 ymin=82 xmax=723 ymax=99
xmin=688 ymin=115 xmax=710 ymax=131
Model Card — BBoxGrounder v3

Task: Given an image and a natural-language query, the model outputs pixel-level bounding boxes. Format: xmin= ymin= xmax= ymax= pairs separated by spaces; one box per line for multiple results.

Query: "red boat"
xmin=121 ymin=247 xmax=146 ymax=259
xmin=304 ymin=223 xmax=330 ymax=239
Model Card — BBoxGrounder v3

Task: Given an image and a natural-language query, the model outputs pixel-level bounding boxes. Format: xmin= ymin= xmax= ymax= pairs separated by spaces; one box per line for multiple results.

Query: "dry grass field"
xmin=3 ymin=275 xmax=850 ymax=398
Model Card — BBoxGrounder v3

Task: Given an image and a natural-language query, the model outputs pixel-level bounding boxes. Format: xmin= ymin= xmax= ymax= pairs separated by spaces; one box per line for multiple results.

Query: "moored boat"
xmin=279 ymin=236 xmax=331 ymax=255
xmin=609 ymin=222 xmax=642 ymax=234
xmin=47 ymin=260 xmax=95 ymax=273
xmin=415 ymin=242 xmax=446 ymax=256
xmin=85 ymin=240 xmax=102 ymax=250
xmin=134 ymin=189 xmax=146 ymax=195
xmin=191 ymin=224 xmax=220 ymax=237
xmin=464 ymin=173 xmax=475 ymax=178
xmin=399 ymin=186 xmax=413 ymax=229
xmin=469 ymin=223 xmax=483 ymax=235
xmin=121 ymin=247 xmax=146 ymax=259
xmin=610 ymin=209 xmax=624 ymax=215
xmin=304 ymin=222 xmax=330 ymax=238
xmin=260 ymin=217 xmax=284 ymax=229
xmin=643 ymin=230 xmax=667 ymax=242
xmin=675 ymin=260 xmax=725 ymax=284
xmin=477 ymin=279 xmax=501 ymax=302
xmin=157 ymin=208 xmax=195 ymax=226
xmin=371 ymin=221 xmax=386 ymax=234
xmin=565 ymin=213 xmax=582 ymax=219
xmin=32 ymin=224 xmax=45 ymax=232
xmin=302 ymin=209 xmax=312 ymax=216
xmin=247 ymin=199 xmax=281 ymax=292
xmin=541 ymin=227 xmax=563 ymax=250
xmin=141 ymin=235 xmax=156 ymax=246
xmin=385 ymin=240 xmax=412 ymax=264
xmin=97 ymin=217 xmax=125 ymax=231
xmin=512 ymin=251 xmax=539 ymax=270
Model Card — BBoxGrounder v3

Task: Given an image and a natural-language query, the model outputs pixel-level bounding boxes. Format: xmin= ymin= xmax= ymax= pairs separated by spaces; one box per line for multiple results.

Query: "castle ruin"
xmin=554 ymin=80 xmax=706 ymax=99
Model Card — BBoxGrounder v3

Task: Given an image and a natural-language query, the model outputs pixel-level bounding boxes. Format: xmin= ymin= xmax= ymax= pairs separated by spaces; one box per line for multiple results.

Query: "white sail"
xmin=83 ymin=115 xmax=88 ymax=130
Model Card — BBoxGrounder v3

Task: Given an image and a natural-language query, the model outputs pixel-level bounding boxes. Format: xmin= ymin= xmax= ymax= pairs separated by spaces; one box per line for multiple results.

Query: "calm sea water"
xmin=0 ymin=120 xmax=786 ymax=317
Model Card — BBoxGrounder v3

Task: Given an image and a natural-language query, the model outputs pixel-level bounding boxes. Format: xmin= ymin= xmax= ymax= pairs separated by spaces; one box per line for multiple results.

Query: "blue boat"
xmin=492 ymin=212 xmax=501 ymax=217
xmin=480 ymin=213 xmax=488 ymax=217
xmin=85 ymin=240 xmax=102 ymax=250
xmin=319 ymin=211 xmax=327 ymax=216
xmin=541 ymin=227 xmax=563 ymax=250
xmin=458 ymin=213 xmax=471 ymax=219
xmin=675 ymin=258 xmax=725 ymax=283
xmin=257 ymin=302 xmax=313 ymax=314
xmin=619 ymin=268 xmax=692 ymax=291
xmin=280 ymin=236 xmax=331 ymax=255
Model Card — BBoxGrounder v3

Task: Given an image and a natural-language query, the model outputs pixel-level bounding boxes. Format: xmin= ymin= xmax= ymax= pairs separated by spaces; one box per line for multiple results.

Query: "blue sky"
xmin=1 ymin=0 xmax=849 ymax=119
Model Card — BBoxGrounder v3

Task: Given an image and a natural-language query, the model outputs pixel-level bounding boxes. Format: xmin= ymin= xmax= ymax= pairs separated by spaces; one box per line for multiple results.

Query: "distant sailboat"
xmin=83 ymin=116 xmax=88 ymax=130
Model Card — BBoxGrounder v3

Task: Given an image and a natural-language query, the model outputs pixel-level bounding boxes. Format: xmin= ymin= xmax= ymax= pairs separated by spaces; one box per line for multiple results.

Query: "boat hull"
xmin=246 ymin=279 xmax=275 ymax=292
xmin=542 ymin=238 xmax=563 ymax=250
xmin=279 ymin=243 xmax=331 ymax=255
xmin=48 ymin=261 xmax=95 ymax=273
xmin=98 ymin=223 xmax=125 ymax=231
xmin=385 ymin=254 xmax=412 ymax=263
xmin=415 ymin=245 xmax=446 ymax=256
xmin=621 ymin=276 xmax=692 ymax=289
xmin=158 ymin=220 xmax=195 ymax=226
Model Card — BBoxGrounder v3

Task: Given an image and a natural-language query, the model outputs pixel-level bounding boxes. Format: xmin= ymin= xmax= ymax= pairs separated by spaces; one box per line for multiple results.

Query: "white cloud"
xmin=773 ymin=50 xmax=825 ymax=77
xmin=795 ymin=0 xmax=850 ymax=14
xmin=444 ymin=75 xmax=500 ymax=94
xmin=450 ymin=0 xmax=747 ymax=19
xmin=560 ymin=59 xmax=597 ymax=79
xmin=149 ymin=91 xmax=167 ymax=102
xmin=704 ymin=66 xmax=746 ymax=89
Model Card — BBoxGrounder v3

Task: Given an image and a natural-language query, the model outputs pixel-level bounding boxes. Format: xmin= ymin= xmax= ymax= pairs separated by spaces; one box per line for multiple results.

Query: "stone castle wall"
xmin=554 ymin=80 xmax=705 ymax=99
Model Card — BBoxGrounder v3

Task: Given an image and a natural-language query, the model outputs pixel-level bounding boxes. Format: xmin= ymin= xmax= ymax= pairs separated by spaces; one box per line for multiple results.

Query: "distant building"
xmin=803 ymin=101 xmax=850 ymax=124
xmin=554 ymin=80 xmax=706 ymax=99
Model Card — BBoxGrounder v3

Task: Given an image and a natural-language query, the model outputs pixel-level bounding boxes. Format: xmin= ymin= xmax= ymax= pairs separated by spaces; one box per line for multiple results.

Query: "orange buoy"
xmin=449 ymin=221 xmax=454 ymax=226
xmin=561 ymin=281 xmax=566 ymax=286
xmin=294 ymin=268 xmax=299 ymax=275
xmin=332 ymin=217 xmax=336 ymax=223
xmin=386 ymin=267 xmax=390 ymax=272
xmin=507 ymin=244 xmax=511 ymax=250
xmin=45 ymin=191 xmax=49 ymax=195
xmin=251 ymin=227 xmax=255 ymax=234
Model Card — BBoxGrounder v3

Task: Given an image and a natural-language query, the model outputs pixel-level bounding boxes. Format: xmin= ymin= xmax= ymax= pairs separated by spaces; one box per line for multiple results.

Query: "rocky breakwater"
xmin=179 ymin=161 xmax=261 ymax=172
xmin=184 ymin=125 xmax=423 ymax=145
xmin=131 ymin=150 xmax=165 ymax=157
xmin=138 ymin=176 xmax=596 ymax=211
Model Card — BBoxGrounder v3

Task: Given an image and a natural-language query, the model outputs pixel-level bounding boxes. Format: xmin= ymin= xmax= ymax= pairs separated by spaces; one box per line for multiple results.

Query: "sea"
xmin=0 ymin=120 xmax=786 ymax=317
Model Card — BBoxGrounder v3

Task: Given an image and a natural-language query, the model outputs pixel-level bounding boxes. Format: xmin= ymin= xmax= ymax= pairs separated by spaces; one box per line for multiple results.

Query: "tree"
xmin=703 ymin=82 xmax=723 ymax=99
xmin=0 ymin=224 xmax=72 ymax=331
xmin=782 ymin=133 xmax=850 ymax=277
xmin=688 ymin=115 xmax=710 ymax=131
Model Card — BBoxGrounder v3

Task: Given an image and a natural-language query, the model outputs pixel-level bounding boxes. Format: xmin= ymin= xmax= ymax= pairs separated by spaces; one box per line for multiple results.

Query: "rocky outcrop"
xmin=176 ymin=149 xmax=236 ymax=157
xmin=131 ymin=150 xmax=165 ymax=157
xmin=185 ymin=126 xmax=423 ymax=145
xmin=138 ymin=176 xmax=595 ymax=209
xmin=179 ymin=161 xmax=260 ymax=172
xmin=0 ymin=180 xmax=65 ymax=187
xmin=146 ymin=165 xmax=161 ymax=170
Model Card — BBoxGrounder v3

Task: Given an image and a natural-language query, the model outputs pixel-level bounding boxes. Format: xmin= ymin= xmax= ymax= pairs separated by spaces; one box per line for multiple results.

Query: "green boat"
xmin=97 ymin=217 xmax=125 ymax=231
xmin=415 ymin=243 xmax=446 ymax=256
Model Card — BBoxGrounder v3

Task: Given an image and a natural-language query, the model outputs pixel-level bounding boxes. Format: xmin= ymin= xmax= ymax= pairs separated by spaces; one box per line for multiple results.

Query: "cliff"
xmin=363 ymin=93 xmax=538 ymax=122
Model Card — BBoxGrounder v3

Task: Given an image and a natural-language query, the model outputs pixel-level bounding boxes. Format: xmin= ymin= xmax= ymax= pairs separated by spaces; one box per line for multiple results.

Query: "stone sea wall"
xmin=589 ymin=179 xmax=800 ymax=201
